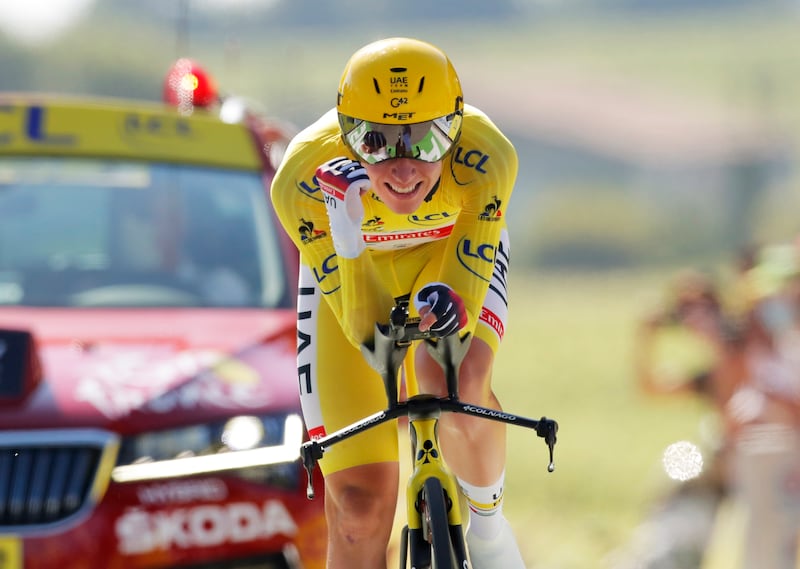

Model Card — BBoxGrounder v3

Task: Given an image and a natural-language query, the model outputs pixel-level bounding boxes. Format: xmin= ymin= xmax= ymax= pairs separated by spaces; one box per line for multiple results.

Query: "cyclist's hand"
xmin=316 ymin=157 xmax=370 ymax=258
xmin=414 ymin=282 xmax=467 ymax=336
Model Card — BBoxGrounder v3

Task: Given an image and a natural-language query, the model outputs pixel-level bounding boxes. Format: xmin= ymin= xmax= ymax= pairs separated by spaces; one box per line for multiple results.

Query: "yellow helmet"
xmin=337 ymin=37 xmax=464 ymax=164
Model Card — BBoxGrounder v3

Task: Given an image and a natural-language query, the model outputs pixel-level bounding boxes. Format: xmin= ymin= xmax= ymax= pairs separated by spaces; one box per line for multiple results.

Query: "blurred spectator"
xmin=724 ymin=242 xmax=800 ymax=569
xmin=620 ymin=268 xmax=746 ymax=569
xmin=627 ymin=243 xmax=800 ymax=569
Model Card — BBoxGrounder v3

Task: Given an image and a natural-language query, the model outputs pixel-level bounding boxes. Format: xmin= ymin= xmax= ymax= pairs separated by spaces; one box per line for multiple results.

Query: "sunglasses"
xmin=338 ymin=112 xmax=462 ymax=164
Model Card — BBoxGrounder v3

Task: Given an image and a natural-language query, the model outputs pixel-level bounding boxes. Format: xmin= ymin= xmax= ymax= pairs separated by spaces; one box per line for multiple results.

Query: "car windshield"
xmin=0 ymin=157 xmax=286 ymax=308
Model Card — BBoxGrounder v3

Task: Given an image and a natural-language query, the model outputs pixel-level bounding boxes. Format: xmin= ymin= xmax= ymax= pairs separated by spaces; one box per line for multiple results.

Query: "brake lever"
xmin=535 ymin=417 xmax=558 ymax=472
xmin=300 ymin=440 xmax=323 ymax=499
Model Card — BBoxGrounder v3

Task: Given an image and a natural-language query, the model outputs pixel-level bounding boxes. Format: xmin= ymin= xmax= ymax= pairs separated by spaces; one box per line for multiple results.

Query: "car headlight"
xmin=111 ymin=413 xmax=304 ymax=484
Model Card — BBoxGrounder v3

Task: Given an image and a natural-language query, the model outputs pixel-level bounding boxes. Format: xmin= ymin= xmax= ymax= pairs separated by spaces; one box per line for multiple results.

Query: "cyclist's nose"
xmin=390 ymin=158 xmax=417 ymax=182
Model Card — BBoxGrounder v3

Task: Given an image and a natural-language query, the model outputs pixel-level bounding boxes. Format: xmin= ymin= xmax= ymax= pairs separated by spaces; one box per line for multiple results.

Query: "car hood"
xmin=0 ymin=308 xmax=299 ymax=433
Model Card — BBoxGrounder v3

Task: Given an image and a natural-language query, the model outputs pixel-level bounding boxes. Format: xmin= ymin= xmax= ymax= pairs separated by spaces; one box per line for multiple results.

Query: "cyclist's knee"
xmin=415 ymin=336 xmax=496 ymax=401
xmin=325 ymin=463 xmax=398 ymax=538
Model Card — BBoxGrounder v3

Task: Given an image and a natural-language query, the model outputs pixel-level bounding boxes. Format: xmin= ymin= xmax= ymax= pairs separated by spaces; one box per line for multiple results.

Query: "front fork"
xmin=400 ymin=413 xmax=466 ymax=568
xmin=406 ymin=415 xmax=463 ymax=530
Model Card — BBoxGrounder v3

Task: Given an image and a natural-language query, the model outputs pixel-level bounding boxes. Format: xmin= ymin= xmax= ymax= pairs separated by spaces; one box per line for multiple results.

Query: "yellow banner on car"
xmin=0 ymin=98 xmax=261 ymax=170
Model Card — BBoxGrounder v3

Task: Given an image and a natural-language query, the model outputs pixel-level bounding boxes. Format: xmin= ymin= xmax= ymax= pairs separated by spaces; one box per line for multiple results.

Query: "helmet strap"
xmin=423 ymin=178 xmax=441 ymax=203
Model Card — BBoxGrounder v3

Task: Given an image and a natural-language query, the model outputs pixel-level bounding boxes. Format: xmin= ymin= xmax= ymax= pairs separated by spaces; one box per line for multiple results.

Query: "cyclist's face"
xmin=364 ymin=158 xmax=442 ymax=214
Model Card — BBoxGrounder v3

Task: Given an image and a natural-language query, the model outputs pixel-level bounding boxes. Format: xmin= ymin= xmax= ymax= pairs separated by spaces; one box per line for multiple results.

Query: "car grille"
xmin=0 ymin=429 xmax=118 ymax=528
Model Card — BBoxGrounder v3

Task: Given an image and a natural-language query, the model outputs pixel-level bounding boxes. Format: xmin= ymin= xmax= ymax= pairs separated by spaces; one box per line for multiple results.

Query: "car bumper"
xmin=3 ymin=473 xmax=326 ymax=569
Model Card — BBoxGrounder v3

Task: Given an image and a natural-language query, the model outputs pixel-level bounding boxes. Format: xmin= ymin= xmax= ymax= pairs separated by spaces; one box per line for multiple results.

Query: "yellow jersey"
xmin=271 ymin=104 xmax=518 ymax=347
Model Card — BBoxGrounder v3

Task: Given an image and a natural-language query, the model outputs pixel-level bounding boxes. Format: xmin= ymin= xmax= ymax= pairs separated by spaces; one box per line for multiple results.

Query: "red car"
xmin=0 ymin=61 xmax=326 ymax=569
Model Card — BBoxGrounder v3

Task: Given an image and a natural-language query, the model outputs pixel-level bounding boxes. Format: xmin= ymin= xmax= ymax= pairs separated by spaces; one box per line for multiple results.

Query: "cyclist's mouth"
xmin=385 ymin=181 xmax=423 ymax=197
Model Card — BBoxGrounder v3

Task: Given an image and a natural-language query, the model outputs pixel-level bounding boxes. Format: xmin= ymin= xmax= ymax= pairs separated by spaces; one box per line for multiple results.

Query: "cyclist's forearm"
xmin=337 ymin=254 xmax=395 ymax=346
xmin=297 ymin=242 xmax=392 ymax=347
xmin=437 ymin=221 xmax=507 ymax=333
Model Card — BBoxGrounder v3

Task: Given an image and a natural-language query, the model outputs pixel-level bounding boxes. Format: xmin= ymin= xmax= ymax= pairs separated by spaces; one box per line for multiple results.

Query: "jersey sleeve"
xmin=437 ymin=108 xmax=518 ymax=334
xmin=270 ymin=110 xmax=395 ymax=347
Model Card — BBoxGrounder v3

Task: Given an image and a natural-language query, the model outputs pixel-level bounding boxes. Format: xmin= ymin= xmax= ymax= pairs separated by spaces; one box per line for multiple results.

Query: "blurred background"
xmin=3 ymin=0 xmax=799 ymax=267
xmin=4 ymin=0 xmax=800 ymax=567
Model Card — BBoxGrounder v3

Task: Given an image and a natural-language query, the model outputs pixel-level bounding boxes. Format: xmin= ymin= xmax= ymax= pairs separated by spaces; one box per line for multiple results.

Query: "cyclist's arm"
xmin=436 ymin=113 xmax=518 ymax=334
xmin=270 ymin=116 xmax=394 ymax=346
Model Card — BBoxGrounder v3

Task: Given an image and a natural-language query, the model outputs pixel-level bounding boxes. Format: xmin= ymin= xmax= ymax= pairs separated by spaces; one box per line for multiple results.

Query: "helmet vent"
xmin=418 ymin=77 xmax=425 ymax=93
xmin=372 ymin=78 xmax=381 ymax=94
xmin=390 ymin=67 xmax=407 ymax=72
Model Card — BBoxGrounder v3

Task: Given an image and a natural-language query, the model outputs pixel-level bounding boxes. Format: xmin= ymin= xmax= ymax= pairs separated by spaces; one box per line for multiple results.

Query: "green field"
xmin=494 ymin=269 xmax=713 ymax=568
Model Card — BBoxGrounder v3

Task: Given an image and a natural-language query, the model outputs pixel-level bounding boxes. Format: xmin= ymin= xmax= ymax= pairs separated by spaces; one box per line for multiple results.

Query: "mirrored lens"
xmin=339 ymin=114 xmax=461 ymax=164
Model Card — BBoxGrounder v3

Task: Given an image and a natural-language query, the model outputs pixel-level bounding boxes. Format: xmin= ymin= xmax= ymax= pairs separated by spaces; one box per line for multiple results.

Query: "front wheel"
xmin=421 ymin=477 xmax=458 ymax=569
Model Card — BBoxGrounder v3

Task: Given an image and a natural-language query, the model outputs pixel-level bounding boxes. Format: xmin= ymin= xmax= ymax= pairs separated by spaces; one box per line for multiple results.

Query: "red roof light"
xmin=163 ymin=58 xmax=219 ymax=113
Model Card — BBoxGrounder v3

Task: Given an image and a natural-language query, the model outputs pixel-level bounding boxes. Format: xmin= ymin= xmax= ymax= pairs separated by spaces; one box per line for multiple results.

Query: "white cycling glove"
xmin=316 ymin=157 xmax=371 ymax=259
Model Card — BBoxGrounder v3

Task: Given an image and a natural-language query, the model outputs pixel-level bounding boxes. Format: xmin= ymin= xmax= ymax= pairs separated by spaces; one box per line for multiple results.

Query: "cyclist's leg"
xmin=412 ymin=228 xmax=510 ymax=485
xmin=297 ymin=265 xmax=400 ymax=569
xmin=324 ymin=464 xmax=399 ymax=569
xmin=416 ymin=336 xmax=505 ymax=481
xmin=412 ymin=229 xmax=525 ymax=568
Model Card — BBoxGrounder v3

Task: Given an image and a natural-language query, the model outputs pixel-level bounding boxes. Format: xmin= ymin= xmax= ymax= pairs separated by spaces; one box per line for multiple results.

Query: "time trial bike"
xmin=300 ymin=298 xmax=558 ymax=568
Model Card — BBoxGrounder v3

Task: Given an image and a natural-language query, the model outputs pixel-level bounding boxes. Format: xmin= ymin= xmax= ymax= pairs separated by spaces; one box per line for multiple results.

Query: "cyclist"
xmin=271 ymin=37 xmax=523 ymax=569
